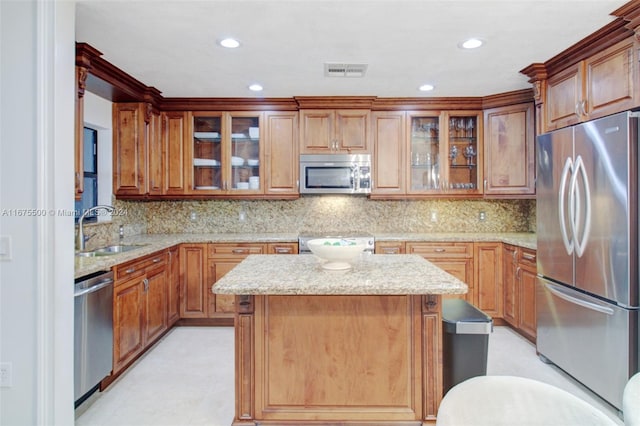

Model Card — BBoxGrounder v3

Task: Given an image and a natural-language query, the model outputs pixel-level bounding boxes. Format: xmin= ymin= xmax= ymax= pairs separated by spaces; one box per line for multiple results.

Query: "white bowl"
xmin=247 ymin=158 xmax=259 ymax=166
xmin=236 ymin=182 xmax=249 ymax=189
xmin=248 ymin=127 xmax=259 ymax=139
xmin=306 ymin=238 xmax=367 ymax=270
xmin=231 ymin=156 xmax=244 ymax=166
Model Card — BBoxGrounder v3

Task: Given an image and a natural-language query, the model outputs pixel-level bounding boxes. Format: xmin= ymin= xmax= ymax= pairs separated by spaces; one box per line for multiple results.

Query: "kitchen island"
xmin=212 ymin=254 xmax=467 ymax=425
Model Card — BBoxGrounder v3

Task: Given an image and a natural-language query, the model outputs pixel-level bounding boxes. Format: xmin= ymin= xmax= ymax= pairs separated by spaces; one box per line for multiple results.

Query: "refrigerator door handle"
xmin=559 ymin=157 xmax=574 ymax=255
xmin=569 ymin=155 xmax=592 ymax=258
xmin=544 ymin=282 xmax=615 ymax=316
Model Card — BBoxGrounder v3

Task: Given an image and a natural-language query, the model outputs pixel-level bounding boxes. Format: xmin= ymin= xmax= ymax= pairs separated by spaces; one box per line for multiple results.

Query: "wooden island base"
xmin=233 ymin=294 xmax=443 ymax=426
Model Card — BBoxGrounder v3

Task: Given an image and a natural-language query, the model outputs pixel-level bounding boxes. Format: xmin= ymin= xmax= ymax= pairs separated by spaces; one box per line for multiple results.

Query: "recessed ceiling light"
xmin=220 ymin=38 xmax=240 ymax=48
xmin=248 ymin=84 xmax=263 ymax=92
xmin=419 ymin=84 xmax=434 ymax=92
xmin=460 ymin=38 xmax=483 ymax=49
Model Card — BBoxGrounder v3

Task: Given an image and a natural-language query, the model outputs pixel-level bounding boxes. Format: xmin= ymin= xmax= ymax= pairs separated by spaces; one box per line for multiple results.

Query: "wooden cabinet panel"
xmin=264 ymin=111 xmax=299 ymax=195
xmin=372 ymin=111 xmax=406 ymax=195
xmin=375 ymin=241 xmax=406 ymax=254
xmin=167 ymin=246 xmax=180 ymax=326
xmin=162 ymin=111 xmax=187 ymax=195
xmin=75 ymin=66 xmax=85 ymax=200
xmin=502 ymin=244 xmax=518 ymax=327
xmin=148 ymin=109 xmax=164 ymax=195
xmin=502 ymin=244 xmax=537 ymax=341
xmin=113 ymin=103 xmax=147 ymax=195
xmin=266 ymin=242 xmax=298 ymax=255
xmin=210 ymin=261 xmax=237 ymax=313
xmin=483 ymin=103 xmax=535 ymax=197
xmin=144 ymin=262 xmax=168 ymax=343
xmin=113 ymin=276 xmax=145 ymax=373
xmin=180 ymin=244 xmax=208 ymax=318
xmin=474 ymin=242 xmax=503 ymax=318
xmin=545 ymin=37 xmax=638 ymax=132
xmin=208 ymin=243 xmax=266 ymax=318
xmin=300 ymin=109 xmax=370 ymax=154
xmin=585 ymin=38 xmax=637 ymax=120
xmin=407 ymin=242 xmax=473 ymax=303
xmin=546 ymin=63 xmax=583 ymax=131
xmin=519 ymin=268 xmax=537 ymax=340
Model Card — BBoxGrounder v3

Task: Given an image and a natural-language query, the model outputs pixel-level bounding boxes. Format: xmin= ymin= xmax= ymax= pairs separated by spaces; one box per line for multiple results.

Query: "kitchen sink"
xmin=75 ymin=244 xmax=148 ymax=257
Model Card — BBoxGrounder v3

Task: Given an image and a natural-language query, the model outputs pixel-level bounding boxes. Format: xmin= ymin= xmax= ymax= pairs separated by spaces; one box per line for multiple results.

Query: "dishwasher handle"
xmin=74 ymin=278 xmax=114 ymax=298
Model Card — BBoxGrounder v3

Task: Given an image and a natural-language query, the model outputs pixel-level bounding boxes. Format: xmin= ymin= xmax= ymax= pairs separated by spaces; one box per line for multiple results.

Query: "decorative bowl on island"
xmin=306 ymin=238 xmax=367 ymax=270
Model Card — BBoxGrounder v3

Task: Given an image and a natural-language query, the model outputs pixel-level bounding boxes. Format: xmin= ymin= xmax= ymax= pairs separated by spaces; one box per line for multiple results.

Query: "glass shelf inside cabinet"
xmin=448 ymin=115 xmax=478 ymax=190
xmin=410 ymin=116 xmax=440 ymax=190
xmin=231 ymin=115 xmax=260 ymax=191
xmin=193 ymin=116 xmax=222 ymax=190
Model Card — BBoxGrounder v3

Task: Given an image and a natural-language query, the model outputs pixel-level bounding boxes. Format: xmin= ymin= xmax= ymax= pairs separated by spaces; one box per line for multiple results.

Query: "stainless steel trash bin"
xmin=442 ymin=298 xmax=493 ymax=395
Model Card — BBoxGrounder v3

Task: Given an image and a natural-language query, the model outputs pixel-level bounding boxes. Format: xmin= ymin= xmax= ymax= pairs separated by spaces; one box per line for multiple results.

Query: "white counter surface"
xmin=211 ymin=254 xmax=468 ymax=295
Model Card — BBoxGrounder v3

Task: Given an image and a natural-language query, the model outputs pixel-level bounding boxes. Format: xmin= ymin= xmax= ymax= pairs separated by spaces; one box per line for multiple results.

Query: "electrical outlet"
xmin=430 ymin=211 xmax=438 ymax=222
xmin=239 ymin=210 xmax=246 ymax=222
xmin=479 ymin=211 xmax=487 ymax=222
xmin=189 ymin=211 xmax=197 ymax=222
xmin=0 ymin=362 xmax=13 ymax=387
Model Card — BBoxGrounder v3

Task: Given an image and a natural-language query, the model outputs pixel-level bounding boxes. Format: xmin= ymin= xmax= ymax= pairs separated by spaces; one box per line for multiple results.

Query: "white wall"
xmin=84 ymin=91 xmax=113 ymax=217
xmin=0 ymin=1 xmax=75 ymax=425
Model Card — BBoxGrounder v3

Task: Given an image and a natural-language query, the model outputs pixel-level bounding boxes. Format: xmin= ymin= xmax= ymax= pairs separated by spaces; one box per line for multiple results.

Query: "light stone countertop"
xmin=75 ymin=232 xmax=536 ymax=278
xmin=211 ymin=254 xmax=468 ymax=295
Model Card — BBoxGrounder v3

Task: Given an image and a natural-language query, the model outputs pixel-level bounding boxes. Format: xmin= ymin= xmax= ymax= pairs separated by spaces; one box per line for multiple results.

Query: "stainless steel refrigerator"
xmin=536 ymin=110 xmax=639 ymax=411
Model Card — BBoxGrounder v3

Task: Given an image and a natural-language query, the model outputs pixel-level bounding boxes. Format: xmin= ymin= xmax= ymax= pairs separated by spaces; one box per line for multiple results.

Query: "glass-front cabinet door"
xmin=192 ymin=113 xmax=223 ymax=191
xmin=444 ymin=112 xmax=481 ymax=194
xmin=408 ymin=112 xmax=442 ymax=193
xmin=190 ymin=112 xmax=262 ymax=194
xmin=407 ymin=111 xmax=482 ymax=195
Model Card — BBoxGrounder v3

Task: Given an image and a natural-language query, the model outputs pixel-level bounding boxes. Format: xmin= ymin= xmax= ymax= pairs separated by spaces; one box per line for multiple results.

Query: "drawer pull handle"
xmin=275 ymin=247 xmax=292 ymax=254
xmin=232 ymin=249 xmax=249 ymax=254
xmin=125 ymin=267 xmax=136 ymax=274
xmin=152 ymin=257 xmax=162 ymax=263
xmin=522 ymin=253 xmax=536 ymax=261
xmin=434 ymin=248 xmax=446 ymax=253
xmin=383 ymin=248 xmax=399 ymax=254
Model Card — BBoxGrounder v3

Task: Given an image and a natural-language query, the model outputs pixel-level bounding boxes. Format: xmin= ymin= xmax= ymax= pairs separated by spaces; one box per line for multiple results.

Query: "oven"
xmin=298 ymin=233 xmax=375 ymax=254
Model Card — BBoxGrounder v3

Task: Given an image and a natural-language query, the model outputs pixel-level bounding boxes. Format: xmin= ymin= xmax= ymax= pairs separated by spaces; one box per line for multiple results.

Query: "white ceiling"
xmin=75 ymin=0 xmax=629 ymax=99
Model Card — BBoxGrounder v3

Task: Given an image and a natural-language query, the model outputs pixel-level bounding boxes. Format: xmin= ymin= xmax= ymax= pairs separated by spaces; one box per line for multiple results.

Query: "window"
xmin=75 ymin=127 xmax=98 ymax=223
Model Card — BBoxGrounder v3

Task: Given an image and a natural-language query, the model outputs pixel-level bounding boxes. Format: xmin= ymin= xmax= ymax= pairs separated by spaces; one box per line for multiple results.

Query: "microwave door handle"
xmin=559 ymin=157 xmax=574 ymax=255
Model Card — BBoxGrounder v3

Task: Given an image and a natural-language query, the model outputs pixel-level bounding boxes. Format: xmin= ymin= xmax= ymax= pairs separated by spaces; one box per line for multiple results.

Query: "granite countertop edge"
xmin=75 ymin=232 xmax=536 ymax=278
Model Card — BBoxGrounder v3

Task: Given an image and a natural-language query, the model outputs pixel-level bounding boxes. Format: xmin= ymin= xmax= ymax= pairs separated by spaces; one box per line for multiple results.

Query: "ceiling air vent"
xmin=324 ymin=63 xmax=368 ymax=78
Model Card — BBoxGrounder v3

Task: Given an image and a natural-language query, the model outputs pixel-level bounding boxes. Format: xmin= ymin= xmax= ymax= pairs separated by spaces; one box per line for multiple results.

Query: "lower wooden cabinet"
xmin=406 ymin=242 xmax=474 ymax=303
xmin=474 ymin=242 xmax=503 ymax=318
xmin=167 ymin=245 xmax=180 ymax=326
xmin=112 ymin=249 xmax=168 ymax=374
xmin=179 ymin=244 xmax=208 ymax=318
xmin=502 ymin=244 xmax=537 ymax=341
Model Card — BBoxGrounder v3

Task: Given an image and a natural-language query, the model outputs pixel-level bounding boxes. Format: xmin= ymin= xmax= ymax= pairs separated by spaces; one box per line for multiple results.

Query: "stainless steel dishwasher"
xmin=74 ymin=270 xmax=114 ymax=406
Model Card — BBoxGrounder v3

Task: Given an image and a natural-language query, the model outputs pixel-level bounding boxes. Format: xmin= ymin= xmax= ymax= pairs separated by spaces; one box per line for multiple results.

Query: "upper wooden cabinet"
xmin=535 ymin=37 xmax=638 ymax=132
xmin=371 ymin=111 xmax=406 ymax=196
xmin=113 ymin=103 xmax=148 ymax=196
xmin=299 ymin=109 xmax=370 ymax=154
xmin=371 ymin=110 xmax=483 ymax=198
xmin=263 ymin=111 xmax=299 ymax=196
xmin=483 ymin=102 xmax=535 ymax=197
xmin=162 ymin=111 xmax=188 ymax=195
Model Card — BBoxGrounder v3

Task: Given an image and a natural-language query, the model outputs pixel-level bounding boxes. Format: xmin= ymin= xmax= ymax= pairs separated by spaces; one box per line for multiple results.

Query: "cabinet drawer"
xmin=114 ymin=250 xmax=167 ymax=282
xmin=266 ymin=243 xmax=298 ymax=255
xmin=208 ymin=243 xmax=265 ymax=258
xmin=406 ymin=242 xmax=472 ymax=258
xmin=375 ymin=241 xmax=406 ymax=254
xmin=518 ymin=248 xmax=537 ymax=269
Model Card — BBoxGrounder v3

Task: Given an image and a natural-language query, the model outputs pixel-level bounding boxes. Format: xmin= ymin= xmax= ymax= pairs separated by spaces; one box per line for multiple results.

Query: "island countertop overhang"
xmin=212 ymin=254 xmax=468 ymax=295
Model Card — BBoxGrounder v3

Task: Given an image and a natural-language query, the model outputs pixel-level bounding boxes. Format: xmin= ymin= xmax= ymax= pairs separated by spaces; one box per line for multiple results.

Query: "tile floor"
xmin=75 ymin=326 xmax=623 ymax=426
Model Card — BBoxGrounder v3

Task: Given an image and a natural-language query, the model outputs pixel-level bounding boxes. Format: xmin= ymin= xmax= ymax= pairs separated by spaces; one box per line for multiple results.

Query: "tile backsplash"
xmin=79 ymin=197 xmax=535 ymax=247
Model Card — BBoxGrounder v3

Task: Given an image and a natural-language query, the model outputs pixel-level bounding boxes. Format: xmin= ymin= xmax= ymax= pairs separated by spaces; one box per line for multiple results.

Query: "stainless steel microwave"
xmin=299 ymin=154 xmax=371 ymax=194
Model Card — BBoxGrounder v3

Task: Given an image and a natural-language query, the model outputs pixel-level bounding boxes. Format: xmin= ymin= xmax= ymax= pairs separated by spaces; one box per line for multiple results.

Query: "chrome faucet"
xmin=76 ymin=205 xmax=115 ymax=251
